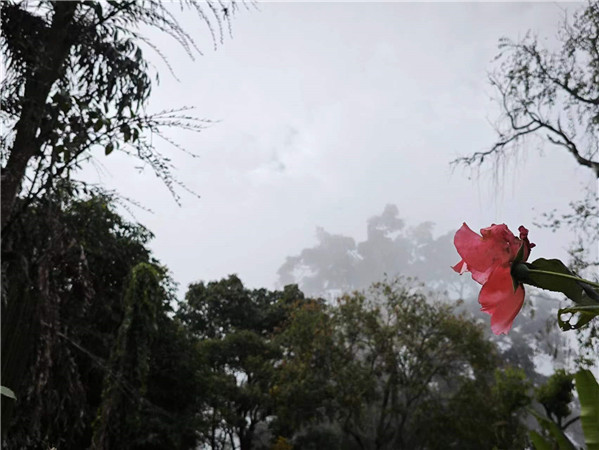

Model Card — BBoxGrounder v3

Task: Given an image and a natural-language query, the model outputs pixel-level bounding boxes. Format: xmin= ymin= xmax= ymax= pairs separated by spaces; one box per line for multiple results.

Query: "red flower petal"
xmin=478 ymin=265 xmax=525 ymax=335
xmin=453 ymin=223 xmax=510 ymax=283
xmin=480 ymin=223 xmax=522 ymax=262
xmin=518 ymin=225 xmax=536 ymax=261
xmin=452 ymin=260 xmax=467 ymax=274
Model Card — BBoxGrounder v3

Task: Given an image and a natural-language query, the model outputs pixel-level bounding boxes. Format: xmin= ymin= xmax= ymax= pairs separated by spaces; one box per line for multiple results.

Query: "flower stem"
xmin=526 ymin=269 xmax=599 ymax=290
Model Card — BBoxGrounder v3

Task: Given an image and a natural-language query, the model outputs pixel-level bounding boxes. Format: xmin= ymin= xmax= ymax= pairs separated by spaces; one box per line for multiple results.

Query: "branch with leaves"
xmin=453 ymin=2 xmax=599 ymax=177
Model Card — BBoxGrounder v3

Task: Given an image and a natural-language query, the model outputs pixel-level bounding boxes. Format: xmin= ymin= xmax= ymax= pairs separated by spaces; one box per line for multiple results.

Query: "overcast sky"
xmin=81 ymin=2 xmax=596 ymax=295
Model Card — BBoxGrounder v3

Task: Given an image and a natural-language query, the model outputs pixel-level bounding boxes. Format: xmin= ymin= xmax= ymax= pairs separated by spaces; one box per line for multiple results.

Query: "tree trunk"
xmin=1 ymin=2 xmax=77 ymax=231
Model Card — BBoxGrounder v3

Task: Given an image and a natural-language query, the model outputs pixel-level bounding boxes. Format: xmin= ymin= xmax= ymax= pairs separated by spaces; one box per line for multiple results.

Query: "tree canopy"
xmin=273 ymin=280 xmax=531 ymax=450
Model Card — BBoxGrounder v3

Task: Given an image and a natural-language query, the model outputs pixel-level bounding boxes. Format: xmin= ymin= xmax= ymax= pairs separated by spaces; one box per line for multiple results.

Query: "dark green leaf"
xmin=531 ymin=410 xmax=577 ymax=450
xmin=524 ymin=259 xmax=582 ymax=303
xmin=105 ymin=143 xmax=114 ymax=155
xmin=121 ymin=124 xmax=131 ymax=142
xmin=513 ymin=243 xmax=526 ymax=265
xmin=529 ymin=430 xmax=553 ymax=450
xmin=581 ymin=283 xmax=599 ymax=302
xmin=558 ymin=305 xmax=599 ymax=331
xmin=575 ymin=370 xmax=599 ymax=450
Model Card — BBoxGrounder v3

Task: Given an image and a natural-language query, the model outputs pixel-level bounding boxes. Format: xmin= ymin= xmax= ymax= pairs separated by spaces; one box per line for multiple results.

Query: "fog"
xmin=80 ymin=2 xmax=596 ymax=295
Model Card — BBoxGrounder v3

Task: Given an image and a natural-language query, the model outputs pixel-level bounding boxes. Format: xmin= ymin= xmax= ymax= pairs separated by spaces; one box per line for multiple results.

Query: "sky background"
xmin=81 ymin=1 xmax=596 ymax=295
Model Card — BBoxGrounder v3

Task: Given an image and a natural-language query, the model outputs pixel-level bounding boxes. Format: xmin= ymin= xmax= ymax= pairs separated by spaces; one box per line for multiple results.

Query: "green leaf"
xmin=105 ymin=143 xmax=114 ymax=155
xmin=525 ymin=259 xmax=582 ymax=303
xmin=558 ymin=305 xmax=599 ymax=331
xmin=575 ymin=369 xmax=599 ymax=450
xmin=93 ymin=119 xmax=103 ymax=132
xmin=531 ymin=410 xmax=577 ymax=450
xmin=1 ymin=385 xmax=16 ymax=400
xmin=121 ymin=124 xmax=131 ymax=142
xmin=581 ymin=283 xmax=599 ymax=302
xmin=529 ymin=430 xmax=553 ymax=450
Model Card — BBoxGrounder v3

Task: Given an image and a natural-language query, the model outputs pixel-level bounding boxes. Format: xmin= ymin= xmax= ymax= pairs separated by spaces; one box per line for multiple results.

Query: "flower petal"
xmin=480 ymin=223 xmax=522 ymax=262
xmin=453 ymin=259 xmax=488 ymax=285
xmin=454 ymin=223 xmax=508 ymax=283
xmin=478 ymin=265 xmax=525 ymax=335
xmin=452 ymin=260 xmax=467 ymax=274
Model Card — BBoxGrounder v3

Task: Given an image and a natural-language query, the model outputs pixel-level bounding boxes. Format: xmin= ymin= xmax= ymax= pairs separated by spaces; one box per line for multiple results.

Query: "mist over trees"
xmin=277 ymin=204 xmax=459 ymax=299
xmin=276 ymin=204 xmax=576 ymax=377
xmin=2 ymin=1 xmax=597 ymax=449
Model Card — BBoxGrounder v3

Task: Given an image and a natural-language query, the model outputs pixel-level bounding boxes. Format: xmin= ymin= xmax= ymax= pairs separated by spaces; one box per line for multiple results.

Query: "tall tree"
xmin=1 ymin=0 xmax=236 ymax=231
xmin=91 ymin=263 xmax=164 ymax=450
xmin=1 ymin=2 xmax=236 ymax=445
xmin=177 ymin=276 xmax=307 ymax=450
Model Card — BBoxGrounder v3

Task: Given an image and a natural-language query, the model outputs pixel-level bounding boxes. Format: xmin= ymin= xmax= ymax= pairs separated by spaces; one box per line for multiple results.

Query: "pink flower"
xmin=452 ymin=223 xmax=535 ymax=335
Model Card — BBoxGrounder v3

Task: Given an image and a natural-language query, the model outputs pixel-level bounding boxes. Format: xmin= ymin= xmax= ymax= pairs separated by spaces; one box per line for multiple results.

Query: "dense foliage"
xmin=0 ymin=1 xmax=233 ymax=446
xmin=273 ymin=281 xmax=531 ymax=450
xmin=1 ymin=192 xmax=538 ymax=448
xmin=2 ymin=191 xmax=159 ymax=447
